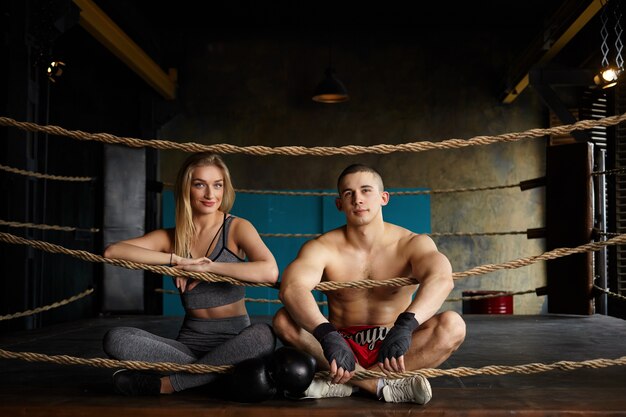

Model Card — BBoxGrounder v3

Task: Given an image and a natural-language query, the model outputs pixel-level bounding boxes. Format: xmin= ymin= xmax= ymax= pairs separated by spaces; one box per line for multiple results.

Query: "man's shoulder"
xmin=404 ymin=232 xmax=438 ymax=258
xmin=384 ymin=223 xmax=434 ymax=249
xmin=384 ymin=222 xmax=418 ymax=239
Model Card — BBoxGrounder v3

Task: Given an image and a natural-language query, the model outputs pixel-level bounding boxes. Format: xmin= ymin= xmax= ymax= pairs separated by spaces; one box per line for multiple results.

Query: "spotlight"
xmin=594 ymin=66 xmax=621 ymax=89
xmin=47 ymin=61 xmax=65 ymax=83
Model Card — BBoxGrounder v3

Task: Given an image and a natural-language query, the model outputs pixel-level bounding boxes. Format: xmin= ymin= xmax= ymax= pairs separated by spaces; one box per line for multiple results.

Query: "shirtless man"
xmin=272 ymin=163 xmax=466 ymax=404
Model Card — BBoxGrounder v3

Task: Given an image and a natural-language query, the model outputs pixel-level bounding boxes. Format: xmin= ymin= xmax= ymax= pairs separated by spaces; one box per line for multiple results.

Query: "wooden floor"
xmin=1 ymin=314 xmax=626 ymax=416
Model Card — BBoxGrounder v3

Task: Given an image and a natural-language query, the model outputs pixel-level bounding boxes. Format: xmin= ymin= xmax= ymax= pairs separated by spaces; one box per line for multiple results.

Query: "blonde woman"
xmin=103 ymin=153 xmax=279 ymax=396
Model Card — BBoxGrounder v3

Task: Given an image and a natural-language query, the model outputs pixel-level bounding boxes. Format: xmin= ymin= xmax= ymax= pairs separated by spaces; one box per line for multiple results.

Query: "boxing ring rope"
xmin=235 ymin=184 xmax=519 ymax=196
xmin=258 ymin=231 xmax=532 ymax=238
xmin=0 ymin=219 xmax=99 ymax=233
xmin=0 ymin=163 xmax=94 ymax=182
xmin=157 ymin=167 xmax=626 ymax=194
xmin=0 ymin=287 xmax=544 ymax=323
xmin=0 ymin=346 xmax=624 ymax=380
xmin=23 ymin=283 xmax=626 ymax=333
xmin=1 ymin=230 xmax=625 ymax=289
xmin=0 ymin=218 xmax=538 ymax=239
xmin=155 ymin=287 xmax=543 ymax=305
xmin=2 ymin=113 xmax=626 ymax=156
xmin=0 ymin=288 xmax=94 ymax=321
xmin=21 ymin=283 xmax=626 ymax=325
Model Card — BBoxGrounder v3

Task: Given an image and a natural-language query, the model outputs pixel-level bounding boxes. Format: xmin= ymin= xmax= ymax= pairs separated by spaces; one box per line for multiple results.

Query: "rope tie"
xmin=593 ymin=284 xmax=626 ymax=301
xmin=591 ymin=167 xmax=626 ymax=176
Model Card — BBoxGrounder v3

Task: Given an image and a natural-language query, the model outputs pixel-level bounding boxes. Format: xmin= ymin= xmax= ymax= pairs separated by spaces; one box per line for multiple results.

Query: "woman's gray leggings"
xmin=102 ymin=315 xmax=275 ymax=392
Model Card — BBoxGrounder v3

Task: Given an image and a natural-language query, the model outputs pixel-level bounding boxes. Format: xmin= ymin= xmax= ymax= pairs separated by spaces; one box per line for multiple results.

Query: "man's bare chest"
xmin=324 ymin=251 xmax=411 ymax=283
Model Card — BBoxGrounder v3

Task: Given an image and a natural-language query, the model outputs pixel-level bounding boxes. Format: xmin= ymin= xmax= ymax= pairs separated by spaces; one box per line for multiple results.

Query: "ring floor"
xmin=1 ymin=314 xmax=625 ymax=416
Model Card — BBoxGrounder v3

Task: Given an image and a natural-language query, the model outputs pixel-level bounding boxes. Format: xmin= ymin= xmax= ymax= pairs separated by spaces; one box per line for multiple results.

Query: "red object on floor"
xmin=462 ymin=290 xmax=513 ymax=314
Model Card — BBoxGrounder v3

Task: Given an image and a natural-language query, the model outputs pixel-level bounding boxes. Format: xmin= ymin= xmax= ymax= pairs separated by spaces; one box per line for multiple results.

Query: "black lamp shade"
xmin=312 ymin=67 xmax=349 ymax=103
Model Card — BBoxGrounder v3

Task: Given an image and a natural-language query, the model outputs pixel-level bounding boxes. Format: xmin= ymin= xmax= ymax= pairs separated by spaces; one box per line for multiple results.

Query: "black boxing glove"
xmin=313 ymin=322 xmax=355 ymax=372
xmin=268 ymin=346 xmax=317 ymax=397
xmin=225 ymin=355 xmax=277 ymax=403
xmin=378 ymin=312 xmax=420 ymax=363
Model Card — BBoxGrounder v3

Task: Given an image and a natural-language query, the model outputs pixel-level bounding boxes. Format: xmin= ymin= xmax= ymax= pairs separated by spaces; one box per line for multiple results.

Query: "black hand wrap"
xmin=313 ymin=322 xmax=355 ymax=372
xmin=378 ymin=312 xmax=420 ymax=363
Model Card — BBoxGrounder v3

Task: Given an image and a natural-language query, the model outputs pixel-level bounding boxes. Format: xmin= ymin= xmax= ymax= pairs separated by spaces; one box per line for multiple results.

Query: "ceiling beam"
xmin=502 ymin=0 xmax=603 ymax=105
xmin=529 ymin=68 xmax=593 ymax=142
xmin=72 ymin=0 xmax=177 ymax=100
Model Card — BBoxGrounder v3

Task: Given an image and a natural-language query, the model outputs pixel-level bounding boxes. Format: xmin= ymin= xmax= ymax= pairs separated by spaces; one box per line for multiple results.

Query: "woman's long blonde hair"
xmin=173 ymin=153 xmax=235 ymax=257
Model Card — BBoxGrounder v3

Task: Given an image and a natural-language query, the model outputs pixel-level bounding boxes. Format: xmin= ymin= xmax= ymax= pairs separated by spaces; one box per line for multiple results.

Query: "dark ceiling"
xmin=98 ymin=0 xmax=566 ymax=31
xmin=90 ymin=1 xmax=605 ymax=75
xmin=87 ymin=1 xmax=614 ymax=100
xmin=30 ymin=0 xmax=618 ymax=106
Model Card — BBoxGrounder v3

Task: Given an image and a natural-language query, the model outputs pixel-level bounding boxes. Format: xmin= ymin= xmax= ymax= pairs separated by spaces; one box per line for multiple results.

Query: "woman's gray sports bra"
xmin=180 ymin=214 xmax=246 ymax=309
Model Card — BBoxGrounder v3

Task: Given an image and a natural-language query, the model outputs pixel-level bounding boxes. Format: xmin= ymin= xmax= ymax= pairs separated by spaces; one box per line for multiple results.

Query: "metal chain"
xmin=615 ymin=0 xmax=624 ymax=69
xmin=601 ymin=1 xmax=610 ymax=68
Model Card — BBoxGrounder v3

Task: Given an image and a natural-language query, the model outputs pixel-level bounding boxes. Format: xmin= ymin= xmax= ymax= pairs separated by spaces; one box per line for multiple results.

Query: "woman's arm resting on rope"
xmin=103 ymin=229 xmax=205 ymax=293
xmin=279 ymin=240 xmax=356 ymax=384
xmin=103 ymin=229 xmax=174 ymax=265
xmin=179 ymin=218 xmax=279 ymax=284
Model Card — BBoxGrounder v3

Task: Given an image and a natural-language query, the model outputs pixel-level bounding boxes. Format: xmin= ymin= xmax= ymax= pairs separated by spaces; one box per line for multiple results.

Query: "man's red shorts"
xmin=338 ymin=325 xmax=389 ymax=368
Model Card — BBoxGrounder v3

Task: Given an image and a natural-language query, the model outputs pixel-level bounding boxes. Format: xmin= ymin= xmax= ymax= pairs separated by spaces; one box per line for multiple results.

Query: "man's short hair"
xmin=336 ymin=164 xmax=385 ymax=192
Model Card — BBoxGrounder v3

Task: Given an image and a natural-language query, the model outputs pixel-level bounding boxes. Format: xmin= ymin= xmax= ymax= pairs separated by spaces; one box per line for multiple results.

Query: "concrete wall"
xmin=158 ymin=31 xmax=548 ymax=314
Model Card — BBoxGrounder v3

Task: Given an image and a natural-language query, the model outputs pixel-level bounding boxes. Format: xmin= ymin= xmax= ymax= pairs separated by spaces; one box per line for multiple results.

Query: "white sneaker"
xmin=302 ymin=378 xmax=352 ymax=399
xmin=381 ymin=375 xmax=432 ymax=404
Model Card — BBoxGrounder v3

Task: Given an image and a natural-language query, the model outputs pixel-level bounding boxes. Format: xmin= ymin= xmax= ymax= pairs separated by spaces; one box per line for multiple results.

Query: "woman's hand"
xmin=175 ymin=258 xmax=212 ymax=292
